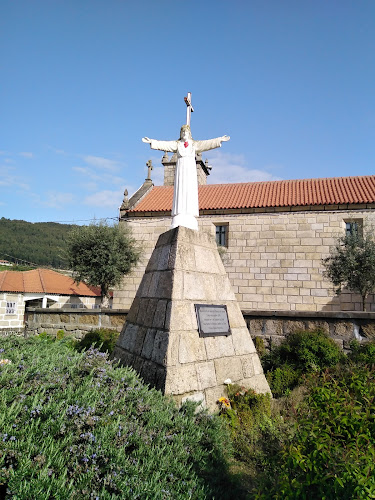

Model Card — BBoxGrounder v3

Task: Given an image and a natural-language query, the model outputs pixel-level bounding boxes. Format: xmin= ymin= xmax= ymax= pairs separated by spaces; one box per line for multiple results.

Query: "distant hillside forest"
xmin=0 ymin=218 xmax=78 ymax=269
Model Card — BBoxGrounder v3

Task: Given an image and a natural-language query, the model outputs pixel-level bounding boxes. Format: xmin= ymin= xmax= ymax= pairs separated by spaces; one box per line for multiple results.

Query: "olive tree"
xmin=66 ymin=221 xmax=141 ymax=307
xmin=322 ymin=232 xmax=375 ymax=311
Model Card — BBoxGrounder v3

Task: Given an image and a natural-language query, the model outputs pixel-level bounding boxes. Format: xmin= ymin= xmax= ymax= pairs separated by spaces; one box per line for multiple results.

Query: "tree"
xmin=66 ymin=221 xmax=141 ymax=307
xmin=322 ymin=231 xmax=375 ymax=311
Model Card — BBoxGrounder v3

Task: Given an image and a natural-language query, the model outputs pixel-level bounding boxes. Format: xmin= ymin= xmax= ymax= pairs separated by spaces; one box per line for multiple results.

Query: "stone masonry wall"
xmin=115 ymin=208 xmax=375 ymax=312
xmin=245 ymin=310 xmax=375 ymax=351
xmin=24 ymin=309 xmax=127 ymax=339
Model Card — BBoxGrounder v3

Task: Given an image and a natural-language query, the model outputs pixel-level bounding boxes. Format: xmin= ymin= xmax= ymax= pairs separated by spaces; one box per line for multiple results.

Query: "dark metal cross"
xmin=184 ymin=92 xmax=194 ymax=127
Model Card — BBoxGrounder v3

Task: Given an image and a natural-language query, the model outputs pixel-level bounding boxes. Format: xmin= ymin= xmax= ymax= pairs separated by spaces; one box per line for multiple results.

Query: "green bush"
xmin=0 ymin=336 xmax=241 ymax=499
xmin=262 ymin=330 xmax=344 ymax=395
xmin=74 ymin=328 xmax=120 ymax=354
xmin=265 ymin=364 xmax=301 ymax=398
xmin=219 ymin=384 xmax=288 ymax=486
xmin=257 ymin=364 xmax=375 ymax=499
xmin=348 ymin=339 xmax=375 ymax=365
xmin=253 ymin=336 xmax=266 ymax=357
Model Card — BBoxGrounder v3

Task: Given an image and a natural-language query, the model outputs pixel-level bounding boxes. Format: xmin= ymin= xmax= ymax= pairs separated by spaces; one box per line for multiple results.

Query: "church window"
xmin=345 ymin=219 xmax=362 ymax=237
xmin=215 ymin=224 xmax=228 ymax=247
xmin=6 ymin=302 xmax=16 ymax=314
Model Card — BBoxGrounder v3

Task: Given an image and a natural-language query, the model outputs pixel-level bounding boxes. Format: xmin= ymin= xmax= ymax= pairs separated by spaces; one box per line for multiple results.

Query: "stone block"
xmin=166 ymin=364 xmax=199 ymax=394
xmin=239 ymin=374 xmax=272 ymax=394
xmin=79 ymin=315 xmax=98 ymax=325
xmin=135 ymin=272 xmax=152 ymax=298
xmin=179 ymin=331 xmax=206 ymax=363
xmin=195 ymin=361 xmax=217 ymax=390
xmin=183 ymin=272 xmax=205 ymax=300
xmin=264 ymin=319 xmax=283 ymax=335
xmin=248 ymin=319 xmax=263 ymax=335
xmin=305 ymin=320 xmax=329 ymax=333
xmin=153 ymin=300 xmax=168 ymax=329
xmin=226 ymin=302 xmax=247 ymax=328
xmin=205 ymin=385 xmax=227 ymax=412
xmin=204 ymin=334 xmax=235 ymax=360
xmin=284 ymin=320 xmax=306 ymax=334
xmin=251 ymin=353 xmax=264 ymax=375
xmin=231 ymin=327 xmax=256 ymax=355
xmin=241 ymin=355 xmax=255 ymax=378
xmin=151 ymin=330 xmax=169 ymax=366
xmin=147 ymin=272 xmax=162 ymax=298
xmin=333 ymin=321 xmax=354 ymax=340
xmin=156 ymin=244 xmax=172 ymax=271
xmin=156 ymin=271 xmax=174 ymax=299
xmin=361 ymin=323 xmax=375 ymax=340
xmin=136 ymin=298 xmax=150 ymax=325
xmin=214 ymin=356 xmax=243 ymax=384
xmin=145 ymin=246 xmax=161 ymax=272
xmin=141 ymin=328 xmax=156 ymax=359
xmin=113 ymin=346 xmax=134 ymax=368
xmin=175 ymin=242 xmax=196 ymax=270
xmin=143 ymin=298 xmax=159 ymax=327
xmin=166 ymin=329 xmax=179 ymax=366
xmin=168 ymin=302 xmax=196 ymax=331
xmin=133 ymin=326 xmax=148 ymax=355
xmin=140 ymin=360 xmax=159 ymax=386
xmin=117 ymin=323 xmax=138 ymax=351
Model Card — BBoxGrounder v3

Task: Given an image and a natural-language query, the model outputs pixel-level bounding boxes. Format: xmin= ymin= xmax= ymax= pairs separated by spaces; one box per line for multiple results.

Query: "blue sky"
xmin=1 ymin=0 xmax=374 ymax=224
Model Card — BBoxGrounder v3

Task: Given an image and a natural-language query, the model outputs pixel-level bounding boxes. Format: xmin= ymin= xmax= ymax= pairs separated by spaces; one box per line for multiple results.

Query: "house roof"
xmin=0 ymin=269 xmax=102 ymax=296
xmin=127 ymin=175 xmax=375 ymax=213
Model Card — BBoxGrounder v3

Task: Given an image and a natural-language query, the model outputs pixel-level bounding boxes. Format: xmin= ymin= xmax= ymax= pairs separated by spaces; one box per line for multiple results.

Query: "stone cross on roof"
xmin=146 ymin=160 xmax=153 ymax=181
xmin=184 ymin=92 xmax=194 ymax=127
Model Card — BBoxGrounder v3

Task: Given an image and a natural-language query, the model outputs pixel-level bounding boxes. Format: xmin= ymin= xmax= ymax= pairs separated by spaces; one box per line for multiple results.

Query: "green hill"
xmin=0 ymin=218 xmax=78 ymax=269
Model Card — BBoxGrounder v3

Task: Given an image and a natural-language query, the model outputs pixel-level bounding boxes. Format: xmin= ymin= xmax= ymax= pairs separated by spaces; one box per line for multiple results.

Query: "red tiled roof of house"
xmin=128 ymin=175 xmax=375 ymax=213
xmin=0 ymin=269 xmax=101 ymax=296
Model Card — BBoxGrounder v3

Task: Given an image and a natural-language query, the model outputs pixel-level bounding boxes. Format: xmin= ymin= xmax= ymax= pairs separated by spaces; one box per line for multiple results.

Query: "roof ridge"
xmin=38 ymin=268 xmax=47 ymax=293
xmin=0 ymin=271 xmax=7 ymax=289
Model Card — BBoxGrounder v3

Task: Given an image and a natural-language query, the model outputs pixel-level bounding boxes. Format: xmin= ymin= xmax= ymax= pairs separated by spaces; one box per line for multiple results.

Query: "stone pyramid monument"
xmin=114 ymin=93 xmax=270 ymax=410
xmin=114 ymin=226 xmax=270 ymax=410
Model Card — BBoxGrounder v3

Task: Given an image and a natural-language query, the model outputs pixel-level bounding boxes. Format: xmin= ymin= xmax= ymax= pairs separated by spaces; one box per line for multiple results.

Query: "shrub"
xmin=257 ymin=364 xmax=375 ymax=499
xmin=265 ymin=364 xmax=301 ymax=398
xmin=74 ymin=328 xmax=120 ymax=354
xmin=253 ymin=336 xmax=266 ymax=357
xmin=219 ymin=384 xmax=288 ymax=485
xmin=262 ymin=330 xmax=344 ymax=395
xmin=0 ymin=336 xmax=241 ymax=499
xmin=348 ymin=339 xmax=375 ymax=365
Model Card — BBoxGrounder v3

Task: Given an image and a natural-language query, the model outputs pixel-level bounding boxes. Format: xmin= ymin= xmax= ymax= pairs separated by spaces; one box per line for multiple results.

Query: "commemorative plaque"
xmin=195 ymin=304 xmax=231 ymax=337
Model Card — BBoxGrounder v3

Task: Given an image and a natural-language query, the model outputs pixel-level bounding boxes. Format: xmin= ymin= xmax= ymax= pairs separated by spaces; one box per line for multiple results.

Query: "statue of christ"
xmin=142 ymin=95 xmax=230 ymax=231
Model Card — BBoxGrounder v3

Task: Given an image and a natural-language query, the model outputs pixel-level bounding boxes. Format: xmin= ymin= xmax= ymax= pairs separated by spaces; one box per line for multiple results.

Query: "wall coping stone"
xmin=242 ymin=310 xmax=375 ymax=320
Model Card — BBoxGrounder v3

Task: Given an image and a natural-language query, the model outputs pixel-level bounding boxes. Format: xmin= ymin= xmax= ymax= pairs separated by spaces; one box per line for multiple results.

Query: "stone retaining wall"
xmin=23 ymin=308 xmax=128 ymax=339
xmin=245 ymin=310 xmax=375 ymax=351
xmin=14 ymin=309 xmax=375 ymax=353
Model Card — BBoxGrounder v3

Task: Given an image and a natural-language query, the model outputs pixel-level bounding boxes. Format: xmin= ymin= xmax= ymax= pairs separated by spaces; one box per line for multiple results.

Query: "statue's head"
xmin=180 ymin=124 xmax=192 ymax=140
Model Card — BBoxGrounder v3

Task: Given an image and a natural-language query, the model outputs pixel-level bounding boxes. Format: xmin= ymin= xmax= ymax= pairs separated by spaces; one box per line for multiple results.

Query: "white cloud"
xmin=73 ymin=165 xmax=126 ymax=190
xmin=0 ymin=165 xmax=30 ymax=190
xmin=19 ymin=152 xmax=33 ymax=158
xmin=205 ymin=151 xmax=282 ymax=184
xmin=83 ymin=189 xmax=125 ymax=209
xmin=36 ymin=191 xmax=75 ymax=209
xmin=83 ymin=155 xmax=119 ymax=171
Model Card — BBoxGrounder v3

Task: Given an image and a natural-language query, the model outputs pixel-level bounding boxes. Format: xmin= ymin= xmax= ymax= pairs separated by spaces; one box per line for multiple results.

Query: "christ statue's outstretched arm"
xmin=194 ymin=135 xmax=230 ymax=153
xmin=142 ymin=137 xmax=177 ymax=153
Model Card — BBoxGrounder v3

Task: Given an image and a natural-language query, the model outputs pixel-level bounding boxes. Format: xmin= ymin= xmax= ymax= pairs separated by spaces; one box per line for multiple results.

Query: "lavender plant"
xmin=0 ymin=336 xmax=239 ymax=499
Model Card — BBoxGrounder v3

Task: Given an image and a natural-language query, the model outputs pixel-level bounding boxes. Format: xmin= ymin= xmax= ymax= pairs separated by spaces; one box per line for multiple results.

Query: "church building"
xmin=114 ymin=154 xmax=375 ymax=313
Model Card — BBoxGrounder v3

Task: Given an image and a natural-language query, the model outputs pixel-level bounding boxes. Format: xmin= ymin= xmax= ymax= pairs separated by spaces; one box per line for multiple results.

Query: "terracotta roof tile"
xmin=128 ymin=175 xmax=375 ymax=213
xmin=0 ymin=269 xmax=100 ymax=296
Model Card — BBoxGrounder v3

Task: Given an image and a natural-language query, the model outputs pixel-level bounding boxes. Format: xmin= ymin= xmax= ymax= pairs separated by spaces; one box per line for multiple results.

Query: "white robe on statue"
xmin=149 ymin=137 xmax=224 ymax=231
